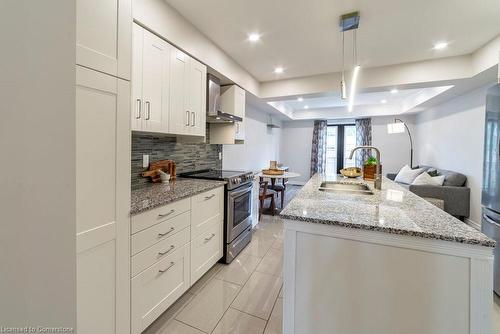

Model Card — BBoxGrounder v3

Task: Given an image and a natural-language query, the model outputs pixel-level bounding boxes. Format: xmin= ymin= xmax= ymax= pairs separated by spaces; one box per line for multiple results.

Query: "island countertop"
xmin=131 ymin=178 xmax=226 ymax=216
xmin=280 ymin=174 xmax=495 ymax=247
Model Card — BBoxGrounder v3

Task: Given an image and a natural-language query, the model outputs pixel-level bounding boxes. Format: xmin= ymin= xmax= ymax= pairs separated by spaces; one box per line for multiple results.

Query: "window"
xmin=325 ymin=124 xmax=356 ymax=174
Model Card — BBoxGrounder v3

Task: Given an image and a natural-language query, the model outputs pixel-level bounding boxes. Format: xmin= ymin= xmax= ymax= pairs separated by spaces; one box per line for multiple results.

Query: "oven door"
xmin=227 ymin=182 xmax=253 ymax=243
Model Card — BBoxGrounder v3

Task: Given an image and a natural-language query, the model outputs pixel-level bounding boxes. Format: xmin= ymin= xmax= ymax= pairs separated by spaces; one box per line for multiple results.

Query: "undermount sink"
xmin=318 ymin=181 xmax=374 ymax=195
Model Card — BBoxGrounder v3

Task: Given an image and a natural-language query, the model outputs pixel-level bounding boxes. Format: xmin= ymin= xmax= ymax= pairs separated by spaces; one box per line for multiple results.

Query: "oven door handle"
xmin=228 ymin=183 xmax=252 ymax=198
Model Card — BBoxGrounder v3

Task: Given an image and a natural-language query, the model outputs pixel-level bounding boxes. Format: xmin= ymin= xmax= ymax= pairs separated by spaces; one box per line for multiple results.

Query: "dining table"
xmin=255 ymin=171 xmax=301 ymax=209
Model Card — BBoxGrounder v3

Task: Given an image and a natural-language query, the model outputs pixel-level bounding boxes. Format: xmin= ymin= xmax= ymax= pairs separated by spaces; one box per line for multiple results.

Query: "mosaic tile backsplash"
xmin=131 ymin=133 xmax=222 ymax=190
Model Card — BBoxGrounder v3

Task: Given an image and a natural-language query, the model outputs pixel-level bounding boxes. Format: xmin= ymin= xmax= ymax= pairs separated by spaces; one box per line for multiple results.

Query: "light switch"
xmin=142 ymin=154 xmax=149 ymax=168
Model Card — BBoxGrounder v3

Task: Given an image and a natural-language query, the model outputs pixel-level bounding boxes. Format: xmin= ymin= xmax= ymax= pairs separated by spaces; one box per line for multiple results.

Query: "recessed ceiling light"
xmin=248 ymin=33 xmax=261 ymax=42
xmin=380 ymin=99 xmax=387 ymax=104
xmin=433 ymin=42 xmax=448 ymax=50
xmin=297 ymin=97 xmax=303 ymax=102
xmin=390 ymin=89 xmax=399 ymax=94
xmin=274 ymin=67 xmax=284 ymax=74
xmin=304 ymin=105 xmax=309 ymax=109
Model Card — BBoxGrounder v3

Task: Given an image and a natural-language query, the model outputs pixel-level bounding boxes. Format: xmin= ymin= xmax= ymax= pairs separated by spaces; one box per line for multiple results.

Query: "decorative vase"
xmin=363 ymin=164 xmax=382 ymax=180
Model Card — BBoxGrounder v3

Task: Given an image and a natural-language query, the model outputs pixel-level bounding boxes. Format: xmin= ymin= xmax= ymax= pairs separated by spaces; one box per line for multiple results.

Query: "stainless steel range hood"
xmin=206 ymin=74 xmax=242 ymax=123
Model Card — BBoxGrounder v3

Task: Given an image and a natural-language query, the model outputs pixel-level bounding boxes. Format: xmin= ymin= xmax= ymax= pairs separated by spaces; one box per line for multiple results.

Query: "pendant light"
xmin=339 ymin=11 xmax=360 ymax=110
xmin=340 ymin=31 xmax=347 ymax=99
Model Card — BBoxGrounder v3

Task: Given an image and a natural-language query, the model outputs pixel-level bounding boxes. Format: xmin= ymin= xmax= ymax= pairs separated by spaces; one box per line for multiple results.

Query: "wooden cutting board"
xmin=142 ymin=159 xmax=176 ymax=183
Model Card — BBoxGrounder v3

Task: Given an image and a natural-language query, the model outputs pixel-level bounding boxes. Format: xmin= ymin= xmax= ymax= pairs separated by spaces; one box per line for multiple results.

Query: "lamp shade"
xmin=387 ymin=122 xmax=405 ymax=134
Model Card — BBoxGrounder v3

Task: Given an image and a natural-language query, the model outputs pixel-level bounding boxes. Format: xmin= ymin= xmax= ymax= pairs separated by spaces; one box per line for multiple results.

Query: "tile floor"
xmin=143 ymin=215 xmax=284 ymax=334
xmin=144 ymin=214 xmax=500 ymax=334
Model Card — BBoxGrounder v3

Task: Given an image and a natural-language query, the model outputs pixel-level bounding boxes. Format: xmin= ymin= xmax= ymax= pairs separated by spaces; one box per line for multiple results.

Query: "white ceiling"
xmin=165 ymin=0 xmax=500 ymax=82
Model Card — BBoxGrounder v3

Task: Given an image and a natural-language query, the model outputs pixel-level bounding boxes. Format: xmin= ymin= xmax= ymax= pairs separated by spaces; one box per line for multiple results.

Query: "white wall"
xmin=0 ymin=0 xmax=76 ymax=328
xmin=371 ymin=115 xmax=417 ymax=174
xmin=223 ymin=105 xmax=281 ymax=173
xmin=280 ymin=120 xmax=315 ymax=184
xmin=415 ymin=84 xmax=493 ymax=225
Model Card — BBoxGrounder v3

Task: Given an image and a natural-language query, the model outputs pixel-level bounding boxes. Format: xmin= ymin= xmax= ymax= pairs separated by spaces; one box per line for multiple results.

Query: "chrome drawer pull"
xmin=158 ymin=261 xmax=175 ymax=274
xmin=158 ymin=245 xmax=175 ymax=256
xmin=158 ymin=209 xmax=175 ymax=218
xmin=204 ymin=194 xmax=215 ymax=200
xmin=158 ymin=227 xmax=175 ymax=237
xmin=204 ymin=233 xmax=216 ymax=242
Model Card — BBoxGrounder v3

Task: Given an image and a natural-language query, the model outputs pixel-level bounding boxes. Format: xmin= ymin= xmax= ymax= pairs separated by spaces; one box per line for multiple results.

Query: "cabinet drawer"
xmin=132 ymin=226 xmax=190 ymax=277
xmin=191 ymin=219 xmax=223 ymax=284
xmin=131 ymin=211 xmax=190 ymax=255
xmin=191 ymin=187 xmax=223 ymax=238
xmin=131 ymin=198 xmax=190 ymax=234
xmin=131 ymin=243 xmax=190 ymax=334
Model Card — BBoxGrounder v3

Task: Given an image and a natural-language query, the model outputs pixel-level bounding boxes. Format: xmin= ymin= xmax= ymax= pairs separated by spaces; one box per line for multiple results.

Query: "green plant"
xmin=364 ymin=156 xmax=378 ymax=166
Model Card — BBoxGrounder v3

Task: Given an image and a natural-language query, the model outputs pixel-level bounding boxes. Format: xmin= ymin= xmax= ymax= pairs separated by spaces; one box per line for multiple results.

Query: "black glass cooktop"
xmin=180 ymin=169 xmax=249 ymax=180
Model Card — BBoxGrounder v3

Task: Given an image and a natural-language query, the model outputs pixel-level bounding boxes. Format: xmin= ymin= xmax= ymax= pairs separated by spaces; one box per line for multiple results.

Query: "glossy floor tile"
xmin=143 ymin=292 xmax=195 ymax=334
xmin=156 ymin=320 xmax=205 ymax=334
xmin=215 ymin=253 xmax=262 ymax=286
xmin=493 ymin=293 xmax=500 ymax=333
xmin=255 ymin=247 xmax=283 ymax=277
xmin=264 ymin=298 xmax=283 ymax=334
xmin=231 ymin=271 xmax=283 ymax=320
xmin=188 ymin=263 xmax=224 ymax=295
xmin=176 ymin=278 xmax=241 ymax=333
xmin=240 ymin=232 xmax=275 ymax=258
xmin=212 ymin=308 xmax=267 ymax=334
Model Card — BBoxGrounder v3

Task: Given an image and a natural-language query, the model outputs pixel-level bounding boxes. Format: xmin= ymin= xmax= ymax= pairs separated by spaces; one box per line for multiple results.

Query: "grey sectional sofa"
xmin=387 ymin=165 xmax=470 ymax=219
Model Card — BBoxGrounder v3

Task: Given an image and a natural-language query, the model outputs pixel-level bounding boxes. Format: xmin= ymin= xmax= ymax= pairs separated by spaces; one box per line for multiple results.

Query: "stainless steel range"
xmin=180 ymin=169 xmax=254 ymax=263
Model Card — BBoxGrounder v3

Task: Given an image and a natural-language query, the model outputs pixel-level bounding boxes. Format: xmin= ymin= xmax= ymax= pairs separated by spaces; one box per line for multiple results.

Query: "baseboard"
xmin=465 ymin=218 xmax=481 ymax=231
xmin=288 ymin=181 xmax=306 ymax=186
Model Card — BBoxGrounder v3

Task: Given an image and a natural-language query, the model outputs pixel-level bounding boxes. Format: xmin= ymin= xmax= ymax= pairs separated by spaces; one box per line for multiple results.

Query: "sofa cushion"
xmin=412 ymin=172 xmax=445 ymax=186
xmin=394 ymin=165 xmax=426 ymax=184
xmin=418 ymin=166 xmax=467 ymax=187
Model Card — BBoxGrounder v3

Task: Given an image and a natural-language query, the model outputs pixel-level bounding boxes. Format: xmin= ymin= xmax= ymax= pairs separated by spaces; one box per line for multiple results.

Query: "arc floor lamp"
xmin=387 ymin=118 xmax=414 ymax=168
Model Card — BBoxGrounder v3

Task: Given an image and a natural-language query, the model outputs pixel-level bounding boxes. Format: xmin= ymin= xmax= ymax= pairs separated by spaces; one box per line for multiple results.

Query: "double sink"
xmin=319 ymin=181 xmax=374 ymax=195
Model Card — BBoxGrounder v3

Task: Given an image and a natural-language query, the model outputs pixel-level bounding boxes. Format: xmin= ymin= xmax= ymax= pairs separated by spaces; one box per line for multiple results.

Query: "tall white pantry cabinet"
xmin=75 ymin=0 xmax=132 ymax=333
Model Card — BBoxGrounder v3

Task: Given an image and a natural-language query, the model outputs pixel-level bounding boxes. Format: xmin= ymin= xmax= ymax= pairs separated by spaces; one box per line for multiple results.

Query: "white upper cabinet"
xmin=76 ymin=0 xmax=131 ymax=80
xmin=219 ymin=85 xmax=246 ymax=143
xmin=187 ymin=58 xmax=207 ymax=137
xmin=132 ymin=25 xmax=207 ymax=138
xmin=169 ymin=49 xmax=190 ymax=135
xmin=132 ymin=25 xmax=171 ymax=133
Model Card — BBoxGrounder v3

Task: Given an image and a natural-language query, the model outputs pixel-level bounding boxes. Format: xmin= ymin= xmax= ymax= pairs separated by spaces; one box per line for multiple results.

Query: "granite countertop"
xmin=131 ymin=178 xmax=226 ymax=216
xmin=280 ymin=174 xmax=495 ymax=247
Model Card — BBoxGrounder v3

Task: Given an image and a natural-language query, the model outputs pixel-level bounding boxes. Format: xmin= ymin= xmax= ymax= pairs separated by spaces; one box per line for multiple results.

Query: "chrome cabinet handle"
xmin=204 ymin=194 xmax=215 ymax=200
xmin=158 ymin=209 xmax=174 ymax=218
xmin=145 ymin=101 xmax=151 ymax=120
xmin=204 ymin=233 xmax=216 ymax=242
xmin=135 ymin=99 xmax=141 ymax=119
xmin=186 ymin=111 xmax=190 ymax=126
xmin=191 ymin=112 xmax=195 ymax=127
xmin=158 ymin=245 xmax=175 ymax=256
xmin=158 ymin=261 xmax=175 ymax=274
xmin=158 ymin=227 xmax=175 ymax=237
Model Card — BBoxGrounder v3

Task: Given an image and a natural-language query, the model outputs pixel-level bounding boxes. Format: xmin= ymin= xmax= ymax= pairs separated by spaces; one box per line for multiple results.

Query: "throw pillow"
xmin=412 ymin=172 xmax=445 ymax=186
xmin=427 ymin=168 xmax=439 ymax=177
xmin=394 ymin=165 xmax=426 ymax=185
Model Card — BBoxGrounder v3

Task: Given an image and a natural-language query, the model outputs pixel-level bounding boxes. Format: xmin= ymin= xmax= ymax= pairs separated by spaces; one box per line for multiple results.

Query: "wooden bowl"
xmin=262 ymin=169 xmax=284 ymax=175
xmin=340 ymin=167 xmax=362 ymax=178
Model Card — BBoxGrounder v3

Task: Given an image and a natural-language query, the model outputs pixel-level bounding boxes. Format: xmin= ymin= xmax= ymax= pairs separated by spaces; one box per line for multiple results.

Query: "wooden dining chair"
xmin=259 ymin=181 xmax=277 ymax=221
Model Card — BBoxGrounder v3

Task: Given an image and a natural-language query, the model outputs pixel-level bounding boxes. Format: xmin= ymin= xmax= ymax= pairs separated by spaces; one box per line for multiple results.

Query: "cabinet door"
xmin=76 ymin=66 xmax=130 ymax=334
xmin=131 ymin=24 xmax=144 ymax=131
xmin=76 ymin=0 xmax=131 ymax=79
xmin=169 ymin=50 xmax=190 ymax=135
xmin=187 ymin=58 xmax=207 ymax=137
xmin=142 ymin=30 xmax=170 ymax=133
xmin=234 ymin=86 xmax=246 ymax=118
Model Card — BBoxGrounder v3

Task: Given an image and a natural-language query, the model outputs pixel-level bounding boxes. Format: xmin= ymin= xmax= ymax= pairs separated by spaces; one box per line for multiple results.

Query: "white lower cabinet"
xmin=131 ymin=243 xmax=191 ymax=334
xmin=130 ymin=187 xmax=224 ymax=333
xmin=191 ymin=219 xmax=223 ymax=284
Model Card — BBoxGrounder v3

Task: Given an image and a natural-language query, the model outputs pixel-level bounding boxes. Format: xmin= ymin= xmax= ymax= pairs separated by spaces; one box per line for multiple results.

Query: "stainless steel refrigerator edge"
xmin=481 ymin=83 xmax=500 ymax=296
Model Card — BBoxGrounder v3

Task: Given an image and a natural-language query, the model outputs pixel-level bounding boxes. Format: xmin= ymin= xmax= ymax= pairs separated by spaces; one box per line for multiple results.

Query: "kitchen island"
xmin=280 ymin=174 xmax=495 ymax=334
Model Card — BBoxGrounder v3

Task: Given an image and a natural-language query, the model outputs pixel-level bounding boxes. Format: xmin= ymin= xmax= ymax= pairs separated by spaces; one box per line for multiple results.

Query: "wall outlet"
xmin=219 ymin=152 xmax=222 ymax=160
xmin=142 ymin=154 xmax=149 ymax=168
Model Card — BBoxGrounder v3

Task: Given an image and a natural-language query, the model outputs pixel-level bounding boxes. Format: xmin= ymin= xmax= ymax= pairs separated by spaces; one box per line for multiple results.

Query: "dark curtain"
xmin=355 ymin=118 xmax=372 ymax=166
xmin=310 ymin=120 xmax=327 ymax=177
